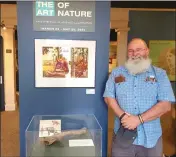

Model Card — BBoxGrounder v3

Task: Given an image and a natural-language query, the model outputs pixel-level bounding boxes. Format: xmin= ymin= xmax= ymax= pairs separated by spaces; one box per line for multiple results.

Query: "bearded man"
xmin=103 ymin=38 xmax=175 ymax=157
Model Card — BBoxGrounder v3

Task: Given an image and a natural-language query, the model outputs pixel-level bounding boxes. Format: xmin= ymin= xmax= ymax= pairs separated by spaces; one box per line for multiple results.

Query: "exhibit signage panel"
xmin=33 ymin=0 xmax=95 ymax=32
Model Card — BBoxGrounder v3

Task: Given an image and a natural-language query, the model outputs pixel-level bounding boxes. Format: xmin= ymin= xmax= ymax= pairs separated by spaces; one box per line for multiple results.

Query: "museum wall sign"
xmin=33 ymin=0 xmax=95 ymax=32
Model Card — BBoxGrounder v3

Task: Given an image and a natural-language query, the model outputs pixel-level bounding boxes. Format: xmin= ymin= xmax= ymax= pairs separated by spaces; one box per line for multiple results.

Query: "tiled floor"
xmin=0 ymin=110 xmax=20 ymax=157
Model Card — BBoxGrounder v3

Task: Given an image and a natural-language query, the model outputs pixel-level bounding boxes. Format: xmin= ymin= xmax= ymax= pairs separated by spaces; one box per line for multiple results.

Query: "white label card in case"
xmin=39 ymin=120 xmax=61 ymax=137
xmin=69 ymin=139 xmax=94 ymax=147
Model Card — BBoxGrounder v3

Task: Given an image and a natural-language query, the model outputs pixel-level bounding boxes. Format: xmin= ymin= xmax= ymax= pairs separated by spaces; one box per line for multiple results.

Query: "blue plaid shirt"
xmin=103 ymin=65 xmax=175 ymax=148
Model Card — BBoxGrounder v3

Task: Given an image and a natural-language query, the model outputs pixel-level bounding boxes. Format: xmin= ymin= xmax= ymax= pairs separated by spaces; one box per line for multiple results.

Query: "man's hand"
xmin=121 ymin=115 xmax=141 ymax=130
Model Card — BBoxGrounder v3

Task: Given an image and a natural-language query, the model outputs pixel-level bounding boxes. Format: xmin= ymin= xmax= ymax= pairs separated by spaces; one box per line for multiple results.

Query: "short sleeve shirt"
xmin=103 ymin=65 xmax=175 ymax=148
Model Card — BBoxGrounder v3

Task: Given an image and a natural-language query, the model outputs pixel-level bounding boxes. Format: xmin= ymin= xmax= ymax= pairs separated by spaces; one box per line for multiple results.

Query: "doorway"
xmin=0 ymin=3 xmax=20 ymax=157
xmin=0 ymin=35 xmax=5 ymax=111
xmin=14 ymin=27 xmax=19 ymax=107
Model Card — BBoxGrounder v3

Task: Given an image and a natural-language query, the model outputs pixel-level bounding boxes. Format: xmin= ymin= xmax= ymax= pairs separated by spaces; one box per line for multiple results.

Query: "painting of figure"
xmin=42 ymin=47 xmax=69 ymax=78
xmin=149 ymin=40 xmax=175 ymax=81
xmin=71 ymin=47 xmax=88 ymax=78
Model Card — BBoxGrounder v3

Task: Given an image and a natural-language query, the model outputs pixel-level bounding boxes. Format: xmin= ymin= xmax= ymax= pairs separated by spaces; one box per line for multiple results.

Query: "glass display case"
xmin=25 ymin=114 xmax=102 ymax=157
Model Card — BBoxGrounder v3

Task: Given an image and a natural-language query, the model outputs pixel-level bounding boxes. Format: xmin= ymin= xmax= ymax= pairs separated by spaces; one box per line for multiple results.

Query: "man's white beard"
xmin=125 ymin=56 xmax=151 ymax=75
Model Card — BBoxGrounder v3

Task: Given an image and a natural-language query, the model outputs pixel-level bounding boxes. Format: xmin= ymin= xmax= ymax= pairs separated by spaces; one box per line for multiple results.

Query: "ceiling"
xmin=0 ymin=1 xmax=16 ymax=4
xmin=111 ymin=1 xmax=176 ymax=9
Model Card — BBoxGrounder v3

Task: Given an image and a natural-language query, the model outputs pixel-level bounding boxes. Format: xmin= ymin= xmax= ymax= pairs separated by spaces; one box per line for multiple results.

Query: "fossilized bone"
xmin=40 ymin=127 xmax=88 ymax=146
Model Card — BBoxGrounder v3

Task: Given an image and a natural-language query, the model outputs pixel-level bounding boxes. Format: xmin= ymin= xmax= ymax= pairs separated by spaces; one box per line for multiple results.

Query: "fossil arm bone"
xmin=40 ymin=127 xmax=87 ymax=145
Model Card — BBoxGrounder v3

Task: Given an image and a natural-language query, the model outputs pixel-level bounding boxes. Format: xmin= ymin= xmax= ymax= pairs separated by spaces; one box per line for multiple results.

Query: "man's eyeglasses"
xmin=128 ymin=48 xmax=146 ymax=53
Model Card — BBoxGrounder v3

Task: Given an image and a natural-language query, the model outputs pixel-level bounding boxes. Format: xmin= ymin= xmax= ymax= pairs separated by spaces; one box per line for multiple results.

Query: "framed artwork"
xmin=35 ymin=39 xmax=96 ymax=87
xmin=149 ymin=40 xmax=175 ymax=81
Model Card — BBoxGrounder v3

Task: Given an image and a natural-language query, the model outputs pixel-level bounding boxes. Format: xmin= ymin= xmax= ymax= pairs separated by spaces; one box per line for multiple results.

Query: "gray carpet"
xmin=1 ymin=110 xmax=20 ymax=157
